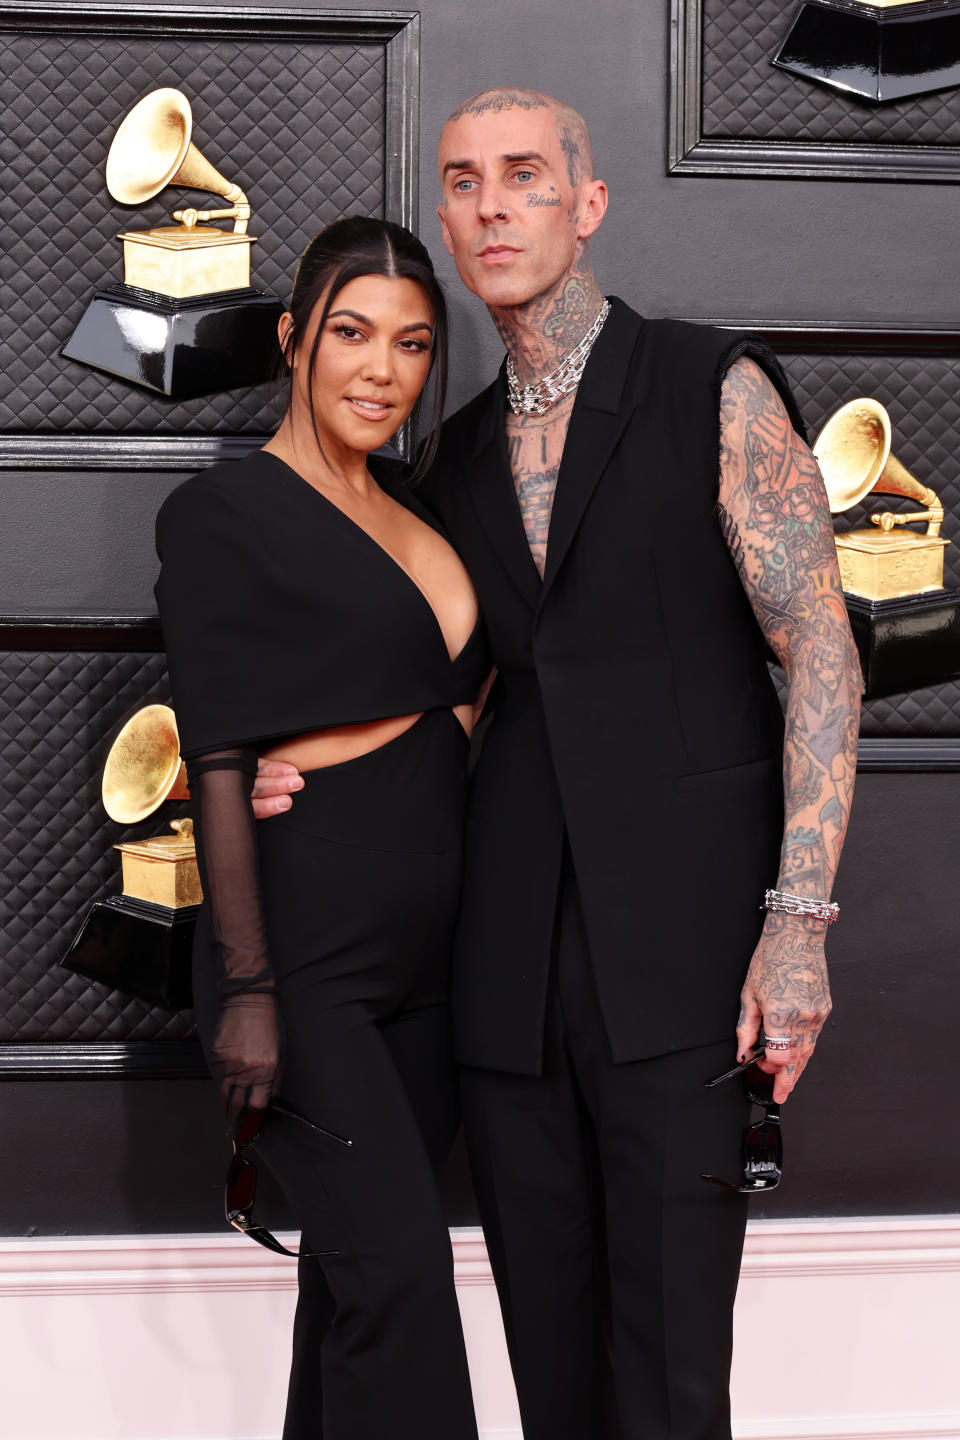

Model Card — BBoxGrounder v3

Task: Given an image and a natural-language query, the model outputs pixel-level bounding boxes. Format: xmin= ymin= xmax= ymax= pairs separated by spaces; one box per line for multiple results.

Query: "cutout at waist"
xmin=261 ymin=705 xmax=472 ymax=774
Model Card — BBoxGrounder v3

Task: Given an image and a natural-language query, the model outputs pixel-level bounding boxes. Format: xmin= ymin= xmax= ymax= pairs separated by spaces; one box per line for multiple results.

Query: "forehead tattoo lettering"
xmin=449 ymin=91 xmax=549 ymax=121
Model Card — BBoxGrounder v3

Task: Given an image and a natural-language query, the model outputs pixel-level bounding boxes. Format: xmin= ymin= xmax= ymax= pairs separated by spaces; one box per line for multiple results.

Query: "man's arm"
xmin=251 ymin=759 xmax=303 ymax=819
xmin=717 ymin=357 xmax=861 ymax=1101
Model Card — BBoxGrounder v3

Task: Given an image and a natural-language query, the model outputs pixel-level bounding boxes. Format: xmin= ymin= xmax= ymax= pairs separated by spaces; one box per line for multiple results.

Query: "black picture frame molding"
xmin=669 ymin=0 xmax=960 ymax=181
xmin=0 ymin=1041 xmax=206 ymax=1079
xmin=0 ymin=2 xmax=420 ymax=472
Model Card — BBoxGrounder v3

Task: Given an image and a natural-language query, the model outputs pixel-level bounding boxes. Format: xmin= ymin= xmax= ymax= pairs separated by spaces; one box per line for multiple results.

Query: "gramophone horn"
xmin=102 ymin=704 xmax=190 ymax=825
xmin=814 ymin=398 xmax=893 ymax=513
xmin=813 ymin=397 xmax=943 ymax=534
xmin=105 ymin=87 xmax=248 ymax=232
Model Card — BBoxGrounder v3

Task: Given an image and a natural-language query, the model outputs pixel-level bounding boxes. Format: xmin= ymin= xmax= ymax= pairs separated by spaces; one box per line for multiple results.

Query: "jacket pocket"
xmin=673 ymin=753 xmax=779 ymax=793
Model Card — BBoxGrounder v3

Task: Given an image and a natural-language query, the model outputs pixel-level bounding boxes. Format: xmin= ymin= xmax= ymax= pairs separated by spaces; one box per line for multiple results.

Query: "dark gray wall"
xmin=2 ymin=0 xmax=959 ymax=1234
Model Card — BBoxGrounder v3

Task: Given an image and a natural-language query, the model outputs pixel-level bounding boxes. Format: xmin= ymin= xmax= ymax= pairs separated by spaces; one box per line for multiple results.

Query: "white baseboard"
xmin=0 ymin=1218 xmax=957 ymax=1440
xmin=734 ymin=1419 xmax=960 ymax=1440
xmin=738 ymin=1214 xmax=960 ymax=1278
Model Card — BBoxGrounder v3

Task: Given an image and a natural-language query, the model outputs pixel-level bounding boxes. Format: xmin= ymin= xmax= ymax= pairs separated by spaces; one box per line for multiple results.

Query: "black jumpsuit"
xmin=155 ymin=451 xmax=487 ymax=1440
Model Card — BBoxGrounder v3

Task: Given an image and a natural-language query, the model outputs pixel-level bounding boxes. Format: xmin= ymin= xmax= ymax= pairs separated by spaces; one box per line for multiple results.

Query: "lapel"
xmin=539 ymin=298 xmax=645 ymax=607
xmin=464 ymin=369 xmax=543 ymax=610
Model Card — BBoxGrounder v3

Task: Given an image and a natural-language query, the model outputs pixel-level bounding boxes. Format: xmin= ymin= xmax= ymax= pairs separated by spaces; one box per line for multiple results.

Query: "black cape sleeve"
xmin=155 ymin=477 xmax=282 ymax=1127
xmin=154 ymin=476 xmax=276 ymax=761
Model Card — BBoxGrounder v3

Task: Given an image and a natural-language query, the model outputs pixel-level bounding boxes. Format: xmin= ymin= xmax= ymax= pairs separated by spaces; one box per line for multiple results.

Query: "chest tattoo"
xmin=505 ymin=397 xmax=574 ymax=579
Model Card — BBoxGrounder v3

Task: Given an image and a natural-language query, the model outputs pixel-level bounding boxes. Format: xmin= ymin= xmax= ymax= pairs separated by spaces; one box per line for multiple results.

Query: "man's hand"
xmin=251 ymin=758 xmax=303 ymax=820
xmin=736 ymin=915 xmax=832 ymax=1103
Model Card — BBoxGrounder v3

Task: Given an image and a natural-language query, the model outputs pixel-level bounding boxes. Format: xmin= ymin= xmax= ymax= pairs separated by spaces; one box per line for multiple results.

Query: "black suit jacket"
xmin=421 ymin=299 xmax=804 ymax=1074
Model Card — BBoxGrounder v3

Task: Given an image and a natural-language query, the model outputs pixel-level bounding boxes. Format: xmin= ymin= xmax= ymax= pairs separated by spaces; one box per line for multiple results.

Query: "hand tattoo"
xmin=741 ymin=917 xmax=832 ymax=1050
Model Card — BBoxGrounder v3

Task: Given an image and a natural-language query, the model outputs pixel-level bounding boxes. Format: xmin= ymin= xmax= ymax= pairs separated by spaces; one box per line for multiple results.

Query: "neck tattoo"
xmin=505 ymin=299 xmax=611 ymax=417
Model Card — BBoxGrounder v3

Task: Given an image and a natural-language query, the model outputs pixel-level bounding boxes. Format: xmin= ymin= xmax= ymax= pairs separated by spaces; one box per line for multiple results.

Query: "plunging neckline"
xmin=261 ymin=451 xmax=481 ymax=666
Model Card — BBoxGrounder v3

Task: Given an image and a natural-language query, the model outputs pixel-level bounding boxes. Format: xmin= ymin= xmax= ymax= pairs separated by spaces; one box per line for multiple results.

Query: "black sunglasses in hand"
xmin=700 ymin=1049 xmax=782 ymax=1194
xmin=225 ymin=1101 xmax=350 ymax=1258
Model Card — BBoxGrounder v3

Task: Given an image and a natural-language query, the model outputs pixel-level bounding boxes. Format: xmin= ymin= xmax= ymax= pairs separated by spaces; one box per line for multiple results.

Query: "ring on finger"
xmin=763 ymin=1034 xmax=791 ymax=1052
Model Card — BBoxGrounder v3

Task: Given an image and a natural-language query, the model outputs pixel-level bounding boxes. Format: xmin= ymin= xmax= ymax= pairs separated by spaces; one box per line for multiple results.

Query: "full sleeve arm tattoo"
xmin=718 ymin=357 xmax=861 ymax=900
xmin=717 ymin=357 xmax=861 ymax=1092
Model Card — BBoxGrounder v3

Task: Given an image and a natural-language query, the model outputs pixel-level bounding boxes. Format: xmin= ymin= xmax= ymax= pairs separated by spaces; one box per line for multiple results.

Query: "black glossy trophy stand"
xmin=62 ymin=283 xmax=283 ymax=399
xmin=61 ymin=895 xmax=196 ymax=1011
xmin=846 ymin=589 xmax=960 ymax=698
xmin=774 ymin=0 xmax=960 ymax=104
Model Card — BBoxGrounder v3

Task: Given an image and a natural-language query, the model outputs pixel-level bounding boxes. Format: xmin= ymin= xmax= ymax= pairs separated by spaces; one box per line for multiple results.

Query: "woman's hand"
xmin=251 ymin=758 xmax=303 ymax=820
xmin=211 ymin=993 xmax=284 ymax=1134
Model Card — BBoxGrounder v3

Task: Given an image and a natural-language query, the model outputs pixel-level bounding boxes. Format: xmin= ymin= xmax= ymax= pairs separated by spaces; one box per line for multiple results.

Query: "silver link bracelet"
xmin=762 ymin=888 xmax=839 ymax=925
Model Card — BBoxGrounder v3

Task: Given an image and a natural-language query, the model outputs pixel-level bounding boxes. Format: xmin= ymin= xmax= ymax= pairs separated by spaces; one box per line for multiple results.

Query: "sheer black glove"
xmin=211 ymin=992 xmax=283 ymax=1136
xmin=187 ymin=746 xmax=281 ymax=1134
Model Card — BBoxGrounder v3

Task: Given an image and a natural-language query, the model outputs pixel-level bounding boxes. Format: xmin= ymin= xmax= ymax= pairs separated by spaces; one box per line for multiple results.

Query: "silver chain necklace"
xmin=505 ymin=299 xmax=611 ymax=417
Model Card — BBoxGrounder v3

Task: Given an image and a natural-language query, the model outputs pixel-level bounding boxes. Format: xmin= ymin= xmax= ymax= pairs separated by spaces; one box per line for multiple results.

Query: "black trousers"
xmin=193 ymin=711 xmax=478 ymax=1440
xmin=461 ymin=858 xmax=751 ymax=1440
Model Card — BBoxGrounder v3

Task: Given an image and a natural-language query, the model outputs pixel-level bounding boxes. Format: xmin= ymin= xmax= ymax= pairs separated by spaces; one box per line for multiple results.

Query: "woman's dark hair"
xmin=280 ymin=216 xmax=448 ymax=483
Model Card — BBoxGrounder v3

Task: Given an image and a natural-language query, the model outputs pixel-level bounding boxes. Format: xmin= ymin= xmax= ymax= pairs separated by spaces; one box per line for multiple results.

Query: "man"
xmin=256 ymin=89 xmax=861 ymax=1440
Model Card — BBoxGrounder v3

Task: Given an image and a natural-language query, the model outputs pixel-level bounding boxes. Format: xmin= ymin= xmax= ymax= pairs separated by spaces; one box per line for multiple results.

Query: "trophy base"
xmin=846 ymin=589 xmax=960 ymax=699
xmin=836 ymin=527 xmax=948 ymax=602
xmin=61 ymin=284 xmax=283 ymax=399
xmin=773 ymin=1 xmax=960 ymax=104
xmin=119 ymin=227 xmax=255 ymax=299
xmin=60 ymin=894 xmax=197 ymax=1010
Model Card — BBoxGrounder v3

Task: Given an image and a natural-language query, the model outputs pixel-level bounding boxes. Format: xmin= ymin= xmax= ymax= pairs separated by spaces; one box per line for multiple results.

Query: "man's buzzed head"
xmin=437 ymin=87 xmax=607 ymax=310
xmin=444 ymin=88 xmax=595 ymax=185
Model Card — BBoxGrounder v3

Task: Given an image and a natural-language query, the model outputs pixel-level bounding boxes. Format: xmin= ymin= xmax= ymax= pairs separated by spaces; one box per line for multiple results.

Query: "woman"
xmin=154 ymin=218 xmax=485 ymax=1440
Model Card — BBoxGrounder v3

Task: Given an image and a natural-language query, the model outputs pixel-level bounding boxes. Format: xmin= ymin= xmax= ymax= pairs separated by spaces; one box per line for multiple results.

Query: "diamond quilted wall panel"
xmin=772 ymin=349 xmax=960 ymax=737
xmin=0 ymin=27 xmax=385 ymax=436
xmin=0 ymin=650 xmax=196 ymax=1042
xmin=702 ymin=0 xmax=960 ymax=145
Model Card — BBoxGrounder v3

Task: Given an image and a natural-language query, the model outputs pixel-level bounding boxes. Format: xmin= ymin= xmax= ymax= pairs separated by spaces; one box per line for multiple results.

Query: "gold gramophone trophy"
xmin=814 ymin=397 xmax=960 ymax=698
xmin=60 ymin=706 xmax=199 ymax=1010
xmin=773 ymin=1 xmax=960 ymax=105
xmin=62 ymin=87 xmax=282 ymax=399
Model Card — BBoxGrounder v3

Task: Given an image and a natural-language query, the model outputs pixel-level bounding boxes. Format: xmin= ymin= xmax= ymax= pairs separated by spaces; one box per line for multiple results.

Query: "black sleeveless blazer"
xmin=421 ymin=300 xmax=804 ymax=1073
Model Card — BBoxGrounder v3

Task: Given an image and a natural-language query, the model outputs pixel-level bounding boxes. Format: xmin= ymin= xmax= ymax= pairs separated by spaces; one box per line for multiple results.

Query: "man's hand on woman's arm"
xmin=251 ymin=758 xmax=303 ymax=819
xmin=717 ymin=357 xmax=861 ymax=1103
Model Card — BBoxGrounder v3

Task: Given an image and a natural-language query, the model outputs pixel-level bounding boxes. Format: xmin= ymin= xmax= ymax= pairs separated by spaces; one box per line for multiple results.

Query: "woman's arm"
xmin=188 ymin=748 xmax=283 ymax=1132
xmin=155 ymin=481 xmax=283 ymax=1130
